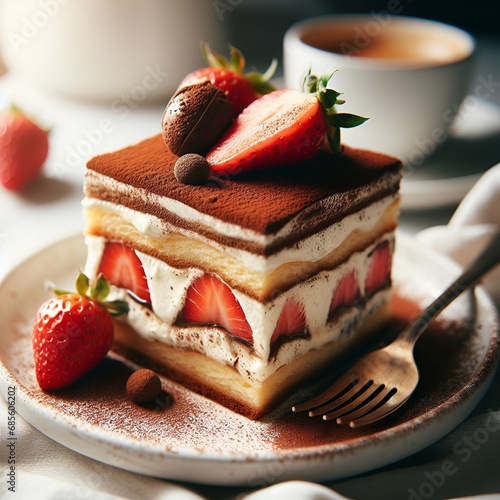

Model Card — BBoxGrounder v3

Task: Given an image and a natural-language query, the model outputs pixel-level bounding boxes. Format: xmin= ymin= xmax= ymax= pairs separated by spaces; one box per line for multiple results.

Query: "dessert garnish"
xmin=162 ymin=81 xmax=233 ymax=156
xmin=162 ymin=44 xmax=277 ymax=157
xmin=206 ymin=70 xmax=368 ymax=175
xmin=0 ymin=104 xmax=49 ymax=191
xmin=32 ymin=272 xmax=129 ymax=390
xmin=178 ymin=42 xmax=277 ymax=117
xmin=126 ymin=368 xmax=162 ymax=403
xmin=174 ymin=153 xmax=211 ymax=185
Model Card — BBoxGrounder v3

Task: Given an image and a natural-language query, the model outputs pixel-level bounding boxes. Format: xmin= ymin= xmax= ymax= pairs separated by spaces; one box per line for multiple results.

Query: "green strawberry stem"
xmin=76 ymin=271 xmax=90 ymax=295
xmin=9 ymin=103 xmax=25 ymax=115
xmin=47 ymin=272 xmax=129 ymax=316
xmin=200 ymin=42 xmax=277 ymax=96
xmin=302 ymin=69 xmax=368 ymax=153
xmin=7 ymin=102 xmax=53 ymax=135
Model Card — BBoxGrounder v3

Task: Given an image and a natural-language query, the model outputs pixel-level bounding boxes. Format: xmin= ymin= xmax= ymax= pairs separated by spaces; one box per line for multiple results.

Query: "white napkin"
xmin=244 ymin=482 xmax=500 ymax=500
xmin=416 ymin=162 xmax=500 ymax=304
xmin=243 ymin=481 xmax=352 ymax=499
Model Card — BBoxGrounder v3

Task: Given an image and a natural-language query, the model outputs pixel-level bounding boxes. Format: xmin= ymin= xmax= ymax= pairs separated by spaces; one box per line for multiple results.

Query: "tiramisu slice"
xmin=83 ymin=133 xmax=401 ymax=418
xmin=82 ymin=47 xmax=401 ymax=418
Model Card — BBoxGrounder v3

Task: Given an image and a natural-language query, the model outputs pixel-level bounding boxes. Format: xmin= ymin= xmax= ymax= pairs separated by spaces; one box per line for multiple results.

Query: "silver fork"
xmin=293 ymin=230 xmax=500 ymax=428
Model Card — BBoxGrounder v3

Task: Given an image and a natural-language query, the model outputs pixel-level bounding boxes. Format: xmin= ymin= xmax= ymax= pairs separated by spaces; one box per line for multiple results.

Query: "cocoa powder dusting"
xmin=86 ymin=134 xmax=402 ymax=235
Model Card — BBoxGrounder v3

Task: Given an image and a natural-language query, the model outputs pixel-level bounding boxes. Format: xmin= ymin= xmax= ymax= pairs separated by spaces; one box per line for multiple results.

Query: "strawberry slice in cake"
xmin=181 ymin=275 xmax=253 ymax=342
xmin=82 ymin=47 xmax=402 ymax=418
xmin=98 ymin=242 xmax=151 ymax=303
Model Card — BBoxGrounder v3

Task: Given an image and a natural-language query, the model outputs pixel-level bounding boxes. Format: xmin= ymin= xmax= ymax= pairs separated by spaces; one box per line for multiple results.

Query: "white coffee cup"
xmin=283 ymin=15 xmax=476 ymax=165
xmin=0 ymin=0 xmax=224 ymax=103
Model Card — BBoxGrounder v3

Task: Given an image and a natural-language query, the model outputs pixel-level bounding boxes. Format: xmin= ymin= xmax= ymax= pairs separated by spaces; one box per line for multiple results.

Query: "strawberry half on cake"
xmin=82 ymin=50 xmax=402 ymax=419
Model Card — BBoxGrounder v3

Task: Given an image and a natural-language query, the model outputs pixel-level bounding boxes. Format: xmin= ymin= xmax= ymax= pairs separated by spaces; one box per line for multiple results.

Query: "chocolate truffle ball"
xmin=162 ymin=81 xmax=233 ymax=156
xmin=126 ymin=369 xmax=162 ymax=403
xmin=174 ymin=153 xmax=211 ymax=185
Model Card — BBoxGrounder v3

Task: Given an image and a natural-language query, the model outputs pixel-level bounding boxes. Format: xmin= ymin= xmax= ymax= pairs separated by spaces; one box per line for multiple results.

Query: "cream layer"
xmin=85 ymin=235 xmax=393 ymax=384
xmin=82 ymin=190 xmax=398 ymax=274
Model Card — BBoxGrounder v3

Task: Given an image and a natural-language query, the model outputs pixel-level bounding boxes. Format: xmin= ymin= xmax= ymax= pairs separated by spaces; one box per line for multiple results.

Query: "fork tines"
xmin=292 ymin=377 xmax=398 ymax=428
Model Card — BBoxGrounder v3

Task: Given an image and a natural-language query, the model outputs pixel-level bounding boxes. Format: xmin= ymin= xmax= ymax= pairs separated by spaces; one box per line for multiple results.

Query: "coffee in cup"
xmin=284 ymin=15 xmax=476 ymax=166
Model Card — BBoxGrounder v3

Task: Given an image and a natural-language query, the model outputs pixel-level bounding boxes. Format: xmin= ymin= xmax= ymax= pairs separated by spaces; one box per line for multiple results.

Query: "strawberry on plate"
xmin=0 ymin=105 xmax=49 ymax=191
xmin=32 ymin=272 xmax=128 ymax=390
xmin=181 ymin=274 xmax=253 ymax=343
xmin=98 ymin=241 xmax=151 ymax=303
xmin=207 ymin=71 xmax=368 ymax=175
xmin=178 ymin=43 xmax=277 ymax=117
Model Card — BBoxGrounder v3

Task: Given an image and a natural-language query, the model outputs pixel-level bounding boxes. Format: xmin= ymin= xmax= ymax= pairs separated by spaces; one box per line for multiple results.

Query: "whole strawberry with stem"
xmin=206 ymin=69 xmax=368 ymax=175
xmin=32 ymin=272 xmax=129 ymax=390
xmin=0 ymin=105 xmax=49 ymax=191
xmin=179 ymin=42 xmax=277 ymax=117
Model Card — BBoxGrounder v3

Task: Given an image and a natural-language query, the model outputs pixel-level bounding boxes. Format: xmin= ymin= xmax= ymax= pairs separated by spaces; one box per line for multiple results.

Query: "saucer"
xmin=400 ymin=97 xmax=500 ymax=210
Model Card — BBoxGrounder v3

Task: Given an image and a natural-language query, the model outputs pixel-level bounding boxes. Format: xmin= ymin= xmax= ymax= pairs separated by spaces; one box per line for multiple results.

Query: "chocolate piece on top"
xmin=162 ymin=81 xmax=233 ymax=156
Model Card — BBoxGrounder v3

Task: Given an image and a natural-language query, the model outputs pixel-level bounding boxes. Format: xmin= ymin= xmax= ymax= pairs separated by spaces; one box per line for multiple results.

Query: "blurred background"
xmin=2 ymin=0 xmax=500 ymax=101
xmin=226 ymin=0 xmax=500 ymax=102
xmin=227 ymin=0 xmax=500 ymax=53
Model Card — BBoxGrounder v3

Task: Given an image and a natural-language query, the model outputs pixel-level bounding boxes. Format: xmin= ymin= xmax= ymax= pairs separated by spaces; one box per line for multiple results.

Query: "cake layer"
xmin=111 ymin=298 xmax=391 ymax=419
xmin=85 ymin=234 xmax=394 ymax=379
xmin=84 ymin=134 xmax=402 ymax=255
xmin=84 ymin=198 xmax=399 ymax=301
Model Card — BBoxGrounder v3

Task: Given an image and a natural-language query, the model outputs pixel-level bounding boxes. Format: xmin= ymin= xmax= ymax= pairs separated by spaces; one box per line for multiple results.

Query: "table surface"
xmin=0 ymin=32 xmax=499 ymax=500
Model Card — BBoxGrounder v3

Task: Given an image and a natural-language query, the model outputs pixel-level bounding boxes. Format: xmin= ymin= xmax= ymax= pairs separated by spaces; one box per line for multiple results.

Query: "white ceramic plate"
xmin=400 ymin=97 xmax=500 ymax=210
xmin=0 ymin=234 xmax=497 ymax=486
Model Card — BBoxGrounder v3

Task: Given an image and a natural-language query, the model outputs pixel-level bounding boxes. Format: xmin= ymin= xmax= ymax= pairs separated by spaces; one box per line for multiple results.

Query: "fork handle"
xmin=401 ymin=230 xmax=500 ymax=345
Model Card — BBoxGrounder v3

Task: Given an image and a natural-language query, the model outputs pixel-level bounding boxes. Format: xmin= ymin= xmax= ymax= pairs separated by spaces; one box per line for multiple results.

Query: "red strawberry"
xmin=181 ymin=274 xmax=253 ymax=342
xmin=0 ymin=105 xmax=49 ymax=191
xmin=330 ymin=271 xmax=359 ymax=315
xmin=207 ymin=88 xmax=326 ymax=175
xmin=207 ymin=72 xmax=368 ymax=175
xmin=32 ymin=273 xmax=128 ymax=390
xmin=365 ymin=242 xmax=392 ymax=294
xmin=270 ymin=297 xmax=307 ymax=345
xmin=179 ymin=43 xmax=277 ymax=117
xmin=98 ymin=242 xmax=151 ymax=303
